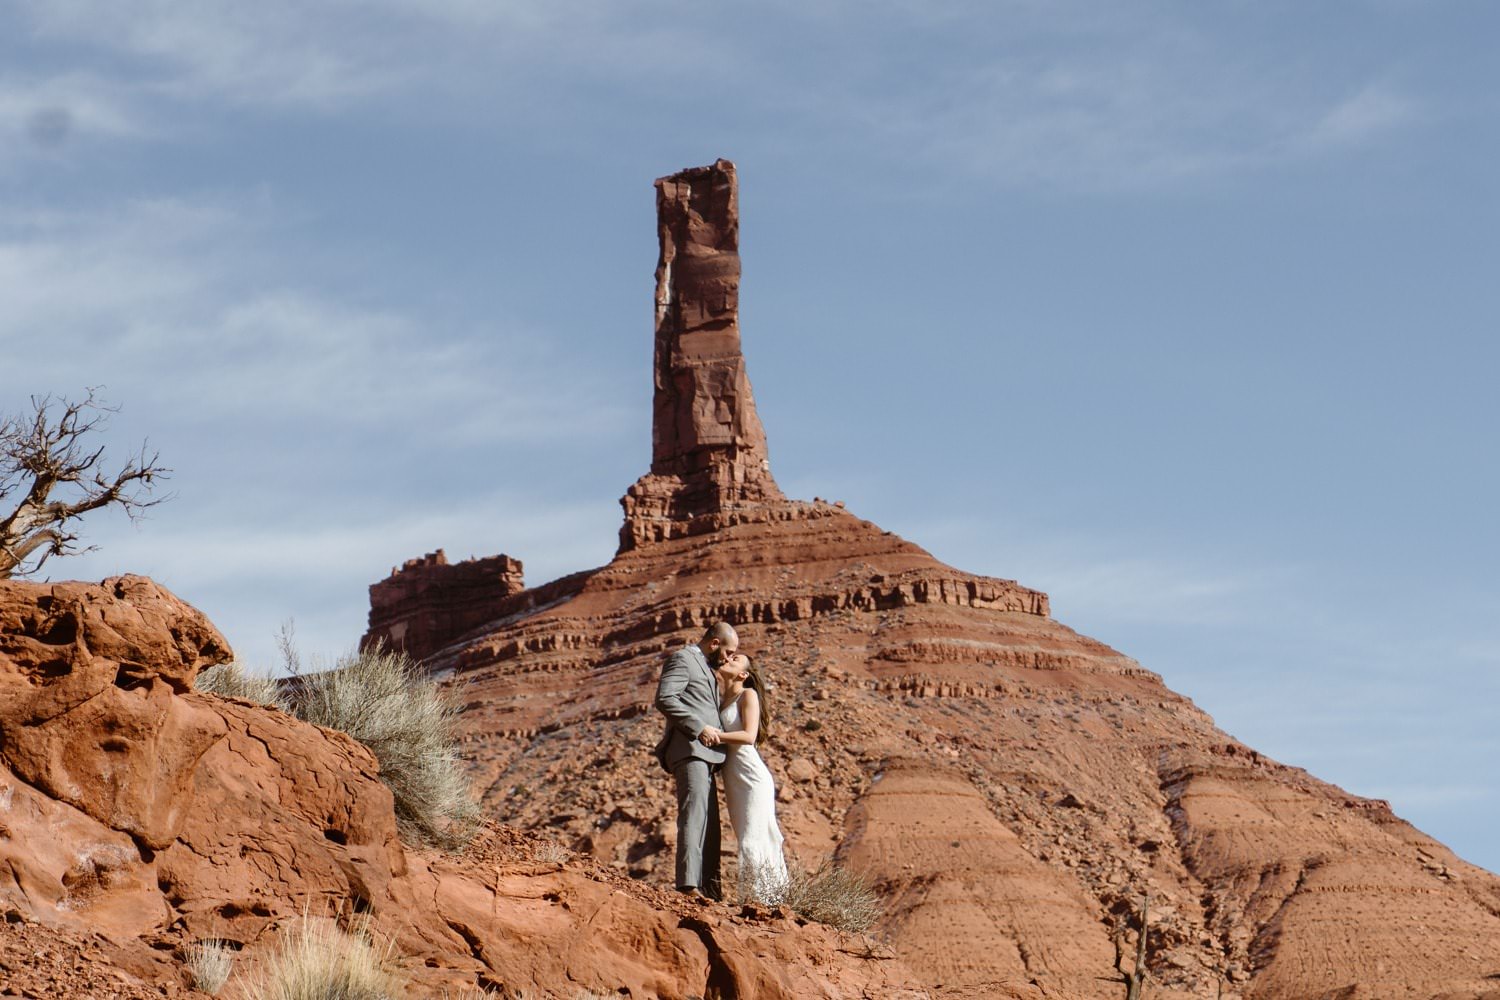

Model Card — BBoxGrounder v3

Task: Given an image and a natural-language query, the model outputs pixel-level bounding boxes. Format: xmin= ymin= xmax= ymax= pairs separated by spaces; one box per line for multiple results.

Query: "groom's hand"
xmin=698 ymin=726 xmax=723 ymax=747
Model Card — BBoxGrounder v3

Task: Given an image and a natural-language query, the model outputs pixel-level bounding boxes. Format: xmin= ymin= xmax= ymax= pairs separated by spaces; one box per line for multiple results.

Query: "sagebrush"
xmin=779 ymin=857 xmax=882 ymax=935
xmin=290 ymin=643 xmax=480 ymax=848
xmin=195 ymin=662 xmax=287 ymax=710
xmin=734 ymin=857 xmax=789 ymax=907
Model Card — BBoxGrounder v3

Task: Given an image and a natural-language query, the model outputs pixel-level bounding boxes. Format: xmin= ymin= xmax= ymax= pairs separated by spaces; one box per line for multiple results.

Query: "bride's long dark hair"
xmin=742 ymin=656 xmax=770 ymax=746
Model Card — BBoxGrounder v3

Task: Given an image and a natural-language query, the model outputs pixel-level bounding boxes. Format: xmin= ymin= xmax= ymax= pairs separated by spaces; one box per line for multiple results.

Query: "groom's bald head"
xmin=703 ymin=621 xmax=737 ymax=645
xmin=701 ymin=621 xmax=739 ymax=664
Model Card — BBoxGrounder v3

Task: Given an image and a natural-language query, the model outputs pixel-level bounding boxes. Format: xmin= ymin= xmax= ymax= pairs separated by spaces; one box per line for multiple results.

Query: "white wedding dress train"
xmin=719 ymin=696 xmax=789 ymax=904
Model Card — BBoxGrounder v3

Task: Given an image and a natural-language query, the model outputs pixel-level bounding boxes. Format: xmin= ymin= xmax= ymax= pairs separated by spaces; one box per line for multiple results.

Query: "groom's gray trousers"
xmin=672 ymin=757 xmax=721 ymax=897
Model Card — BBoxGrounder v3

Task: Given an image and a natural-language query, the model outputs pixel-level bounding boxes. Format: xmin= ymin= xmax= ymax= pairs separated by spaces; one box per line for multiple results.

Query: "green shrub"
xmin=289 ymin=644 xmax=480 ymax=849
xmin=195 ymin=662 xmax=287 ymax=710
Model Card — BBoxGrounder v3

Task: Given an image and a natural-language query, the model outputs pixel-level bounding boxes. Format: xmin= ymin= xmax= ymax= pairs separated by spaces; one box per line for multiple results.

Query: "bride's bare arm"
xmin=717 ymin=688 xmax=760 ymax=745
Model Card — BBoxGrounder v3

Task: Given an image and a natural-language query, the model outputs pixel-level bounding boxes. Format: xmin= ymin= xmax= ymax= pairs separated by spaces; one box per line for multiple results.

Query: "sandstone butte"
xmin=362 ymin=161 xmax=1500 ymax=998
xmin=0 ymin=163 xmax=1495 ymax=1000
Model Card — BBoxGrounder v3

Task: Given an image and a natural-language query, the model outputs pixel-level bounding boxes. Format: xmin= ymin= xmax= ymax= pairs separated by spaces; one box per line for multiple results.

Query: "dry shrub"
xmin=733 ymin=857 xmax=789 ymax=907
xmin=534 ymin=841 xmax=571 ymax=865
xmin=185 ymin=938 xmax=235 ymax=995
xmin=196 ymin=662 xmax=288 ymax=710
xmin=781 ymin=857 xmax=882 ymax=935
xmin=239 ymin=917 xmax=402 ymax=1000
xmin=289 ymin=644 xmax=480 ymax=849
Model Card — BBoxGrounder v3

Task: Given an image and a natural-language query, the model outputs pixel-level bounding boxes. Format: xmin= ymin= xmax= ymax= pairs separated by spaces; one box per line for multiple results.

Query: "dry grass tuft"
xmin=185 ymin=937 xmax=235 ymax=995
xmin=780 ymin=857 xmax=883 ymax=935
xmin=534 ymin=841 xmax=571 ymax=865
xmin=195 ymin=662 xmax=287 ymax=710
xmin=238 ymin=916 xmax=402 ymax=1000
xmin=289 ymin=643 xmax=480 ymax=849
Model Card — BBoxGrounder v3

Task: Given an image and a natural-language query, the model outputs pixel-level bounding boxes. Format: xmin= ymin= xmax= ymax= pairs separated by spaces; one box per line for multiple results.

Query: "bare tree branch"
xmin=0 ymin=389 xmax=171 ymax=578
xmin=1112 ymin=893 xmax=1150 ymax=1000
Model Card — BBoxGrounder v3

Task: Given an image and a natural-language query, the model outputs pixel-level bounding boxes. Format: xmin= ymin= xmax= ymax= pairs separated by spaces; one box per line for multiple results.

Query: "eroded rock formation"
xmin=0 ymin=576 xmax=229 ymax=850
xmin=366 ymin=549 xmax=526 ymax=661
xmin=363 ymin=160 xmax=1500 ymax=999
xmin=0 ymin=575 xmax=925 ymax=998
xmin=621 ymin=158 xmax=784 ymax=551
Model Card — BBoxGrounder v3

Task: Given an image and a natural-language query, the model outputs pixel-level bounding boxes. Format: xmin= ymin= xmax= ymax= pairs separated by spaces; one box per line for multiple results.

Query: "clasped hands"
xmin=698 ymin=725 xmax=724 ymax=747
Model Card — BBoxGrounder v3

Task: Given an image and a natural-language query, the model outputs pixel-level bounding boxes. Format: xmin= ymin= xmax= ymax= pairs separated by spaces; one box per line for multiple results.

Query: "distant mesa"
xmin=366 ymin=550 xmax=525 ymax=660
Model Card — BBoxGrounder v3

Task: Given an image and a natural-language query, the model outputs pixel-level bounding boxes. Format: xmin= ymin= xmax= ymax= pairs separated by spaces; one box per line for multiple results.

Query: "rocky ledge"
xmin=0 ymin=575 xmax=924 ymax=998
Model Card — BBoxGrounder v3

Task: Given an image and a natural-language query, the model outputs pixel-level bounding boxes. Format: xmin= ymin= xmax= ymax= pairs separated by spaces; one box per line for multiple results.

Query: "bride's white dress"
xmin=720 ymin=695 xmax=789 ymax=903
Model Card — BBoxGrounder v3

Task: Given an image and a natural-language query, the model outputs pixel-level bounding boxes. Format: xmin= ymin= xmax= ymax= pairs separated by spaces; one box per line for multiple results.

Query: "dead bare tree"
xmin=1113 ymin=893 xmax=1150 ymax=1000
xmin=0 ymin=389 xmax=170 ymax=578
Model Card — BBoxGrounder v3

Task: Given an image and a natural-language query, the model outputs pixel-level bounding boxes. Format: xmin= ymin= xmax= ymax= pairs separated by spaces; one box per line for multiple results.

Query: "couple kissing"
xmin=653 ymin=622 xmax=788 ymax=903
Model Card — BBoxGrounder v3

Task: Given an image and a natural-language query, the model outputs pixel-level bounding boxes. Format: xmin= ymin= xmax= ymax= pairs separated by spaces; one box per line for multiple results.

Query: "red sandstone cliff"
xmin=0 ymin=575 xmax=924 ymax=997
xmin=364 ymin=160 xmax=1500 ymax=999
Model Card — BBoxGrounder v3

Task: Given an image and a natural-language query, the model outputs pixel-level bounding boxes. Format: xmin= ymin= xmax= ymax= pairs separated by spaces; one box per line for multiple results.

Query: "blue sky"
xmin=3 ymin=1 xmax=1496 ymax=871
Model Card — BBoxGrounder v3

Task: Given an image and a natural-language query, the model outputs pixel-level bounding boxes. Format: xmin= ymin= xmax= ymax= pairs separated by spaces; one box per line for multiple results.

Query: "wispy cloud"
xmin=0 ymin=198 xmax=234 ymax=331
xmin=13 ymin=0 xmax=739 ymax=113
xmin=826 ymin=28 xmax=1421 ymax=188
xmin=901 ymin=513 xmax=1296 ymax=629
xmin=0 ymin=189 xmax=631 ymax=668
xmin=0 ymin=196 xmax=628 ymax=445
xmin=17 ymin=2 xmax=407 ymax=109
xmin=1301 ymin=84 xmax=1419 ymax=149
xmin=7 ymin=2 xmax=1425 ymax=189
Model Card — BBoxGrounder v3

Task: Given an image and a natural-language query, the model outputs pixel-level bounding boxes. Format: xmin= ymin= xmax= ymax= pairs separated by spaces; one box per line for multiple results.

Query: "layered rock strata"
xmin=365 ymin=549 xmax=525 ymax=661
xmin=620 ymin=157 xmax=784 ymax=551
xmin=0 ymin=576 xmax=925 ymax=998
xmin=366 ymin=160 xmax=1500 ymax=999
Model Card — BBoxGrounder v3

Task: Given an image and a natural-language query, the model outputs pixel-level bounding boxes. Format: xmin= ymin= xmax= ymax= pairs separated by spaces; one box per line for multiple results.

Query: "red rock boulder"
xmin=0 ymin=575 xmax=230 ymax=849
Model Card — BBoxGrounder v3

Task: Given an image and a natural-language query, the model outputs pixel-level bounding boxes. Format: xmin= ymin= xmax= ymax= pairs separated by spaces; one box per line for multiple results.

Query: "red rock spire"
xmin=620 ymin=159 xmax=783 ymax=550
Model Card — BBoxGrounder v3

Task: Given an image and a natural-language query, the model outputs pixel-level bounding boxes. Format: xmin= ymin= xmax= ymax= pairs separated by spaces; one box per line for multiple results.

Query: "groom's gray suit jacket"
xmin=654 ymin=644 xmax=728 ymax=773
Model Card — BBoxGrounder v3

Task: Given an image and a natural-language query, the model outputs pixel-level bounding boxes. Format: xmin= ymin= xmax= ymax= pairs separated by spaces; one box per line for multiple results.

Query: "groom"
xmin=654 ymin=621 xmax=738 ymax=899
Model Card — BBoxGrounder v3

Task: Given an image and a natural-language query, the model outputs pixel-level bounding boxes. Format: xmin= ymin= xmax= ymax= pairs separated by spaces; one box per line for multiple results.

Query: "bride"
xmin=713 ymin=652 xmax=789 ymax=904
